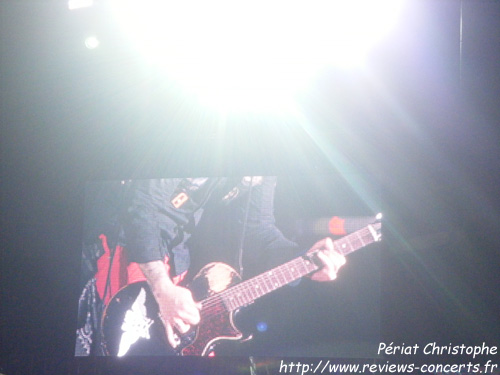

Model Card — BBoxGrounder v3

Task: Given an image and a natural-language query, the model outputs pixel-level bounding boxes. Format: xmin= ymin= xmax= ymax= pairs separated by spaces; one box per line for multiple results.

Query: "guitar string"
xmin=195 ymin=225 xmax=380 ymax=313
xmin=177 ymin=224 xmax=382 ymax=340
xmin=196 ymin=225 xmax=379 ymax=312
xmin=196 ymin=258 xmax=317 ymax=322
xmin=201 ymin=256 xmax=318 ymax=313
xmin=197 ymin=231 xmax=363 ymax=321
xmin=199 ymin=257 xmax=315 ymax=316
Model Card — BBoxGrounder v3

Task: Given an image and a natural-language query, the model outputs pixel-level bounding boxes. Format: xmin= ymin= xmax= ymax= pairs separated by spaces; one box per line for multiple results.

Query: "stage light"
xmin=108 ymin=0 xmax=404 ymax=111
xmin=84 ymin=36 xmax=100 ymax=49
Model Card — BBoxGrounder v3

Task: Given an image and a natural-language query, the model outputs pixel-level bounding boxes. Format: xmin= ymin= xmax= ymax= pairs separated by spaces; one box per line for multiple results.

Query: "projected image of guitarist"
xmin=94 ymin=176 xmax=381 ymax=357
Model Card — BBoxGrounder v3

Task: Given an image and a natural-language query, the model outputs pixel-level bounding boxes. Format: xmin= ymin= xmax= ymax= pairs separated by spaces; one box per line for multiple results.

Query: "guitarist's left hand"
xmin=308 ymin=237 xmax=346 ymax=282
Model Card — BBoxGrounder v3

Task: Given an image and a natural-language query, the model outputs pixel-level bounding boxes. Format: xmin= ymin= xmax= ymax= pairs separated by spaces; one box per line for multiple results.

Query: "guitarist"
xmin=120 ymin=176 xmax=347 ymax=351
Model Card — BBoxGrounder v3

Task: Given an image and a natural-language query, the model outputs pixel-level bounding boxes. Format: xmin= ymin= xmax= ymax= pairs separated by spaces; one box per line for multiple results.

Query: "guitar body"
xmin=101 ymin=262 xmax=243 ymax=356
xmin=101 ymin=221 xmax=382 ymax=356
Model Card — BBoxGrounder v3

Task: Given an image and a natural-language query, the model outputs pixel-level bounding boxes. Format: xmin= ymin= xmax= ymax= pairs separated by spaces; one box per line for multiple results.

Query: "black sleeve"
xmin=121 ymin=179 xmax=184 ymax=264
xmin=121 ymin=178 xmax=223 ymax=271
xmin=242 ymin=176 xmax=300 ymax=271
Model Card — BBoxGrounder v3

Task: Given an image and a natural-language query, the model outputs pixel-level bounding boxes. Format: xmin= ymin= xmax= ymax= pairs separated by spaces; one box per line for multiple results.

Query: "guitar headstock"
xmin=368 ymin=213 xmax=382 ymax=242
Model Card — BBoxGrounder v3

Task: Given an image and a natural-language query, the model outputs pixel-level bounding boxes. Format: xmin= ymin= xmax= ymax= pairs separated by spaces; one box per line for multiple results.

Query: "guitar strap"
xmin=235 ymin=176 xmax=255 ymax=278
xmin=170 ymin=176 xmax=258 ymax=278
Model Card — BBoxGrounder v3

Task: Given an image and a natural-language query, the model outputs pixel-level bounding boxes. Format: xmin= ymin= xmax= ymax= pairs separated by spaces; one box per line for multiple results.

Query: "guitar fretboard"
xmin=219 ymin=222 xmax=381 ymax=312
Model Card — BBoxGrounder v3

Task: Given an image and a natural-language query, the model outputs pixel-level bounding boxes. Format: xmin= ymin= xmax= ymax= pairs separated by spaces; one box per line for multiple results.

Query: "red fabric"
xmin=329 ymin=216 xmax=347 ymax=236
xmin=95 ymin=234 xmax=187 ymax=305
xmin=126 ymin=261 xmax=148 ymax=285
xmin=95 ymin=235 xmax=128 ymax=305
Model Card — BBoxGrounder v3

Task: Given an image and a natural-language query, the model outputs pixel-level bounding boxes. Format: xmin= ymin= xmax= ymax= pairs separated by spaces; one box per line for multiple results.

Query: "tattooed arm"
xmin=139 ymin=261 xmax=201 ymax=348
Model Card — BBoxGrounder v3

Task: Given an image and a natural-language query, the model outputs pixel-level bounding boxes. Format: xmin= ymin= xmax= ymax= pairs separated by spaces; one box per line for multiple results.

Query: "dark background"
xmin=1 ymin=0 xmax=499 ymax=374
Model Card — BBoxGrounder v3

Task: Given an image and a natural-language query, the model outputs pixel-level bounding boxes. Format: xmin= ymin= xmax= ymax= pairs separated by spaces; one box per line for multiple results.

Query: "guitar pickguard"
xmin=182 ymin=263 xmax=243 ymax=355
xmin=190 ymin=262 xmax=241 ymax=299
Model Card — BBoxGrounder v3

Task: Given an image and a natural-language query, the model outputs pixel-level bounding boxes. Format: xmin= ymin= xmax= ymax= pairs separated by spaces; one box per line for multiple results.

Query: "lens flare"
xmin=109 ymin=0 xmax=404 ymax=111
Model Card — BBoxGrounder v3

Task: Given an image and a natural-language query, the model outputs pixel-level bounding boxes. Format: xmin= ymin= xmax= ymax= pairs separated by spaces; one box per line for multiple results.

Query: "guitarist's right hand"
xmin=138 ymin=261 xmax=202 ymax=348
xmin=156 ymin=284 xmax=201 ymax=348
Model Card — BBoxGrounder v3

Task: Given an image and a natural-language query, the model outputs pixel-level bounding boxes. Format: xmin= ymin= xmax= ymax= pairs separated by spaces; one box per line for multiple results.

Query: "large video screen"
xmin=75 ymin=175 xmax=381 ymax=358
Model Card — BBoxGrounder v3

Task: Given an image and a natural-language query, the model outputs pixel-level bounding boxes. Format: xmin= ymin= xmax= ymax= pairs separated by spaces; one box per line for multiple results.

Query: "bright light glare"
xmin=68 ymin=0 xmax=93 ymax=10
xmin=110 ymin=0 xmax=403 ymax=111
xmin=85 ymin=36 xmax=100 ymax=49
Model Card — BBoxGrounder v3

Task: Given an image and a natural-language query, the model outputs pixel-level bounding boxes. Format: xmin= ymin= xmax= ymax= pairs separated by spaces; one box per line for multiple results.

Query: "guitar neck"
xmin=218 ymin=222 xmax=381 ymax=312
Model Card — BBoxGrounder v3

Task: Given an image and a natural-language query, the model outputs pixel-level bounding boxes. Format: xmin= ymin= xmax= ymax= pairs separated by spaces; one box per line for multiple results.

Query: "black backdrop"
xmin=1 ymin=1 xmax=500 ymax=374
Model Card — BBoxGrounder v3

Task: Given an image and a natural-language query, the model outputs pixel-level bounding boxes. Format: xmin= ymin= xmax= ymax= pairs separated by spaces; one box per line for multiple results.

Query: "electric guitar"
xmin=101 ymin=221 xmax=382 ymax=356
